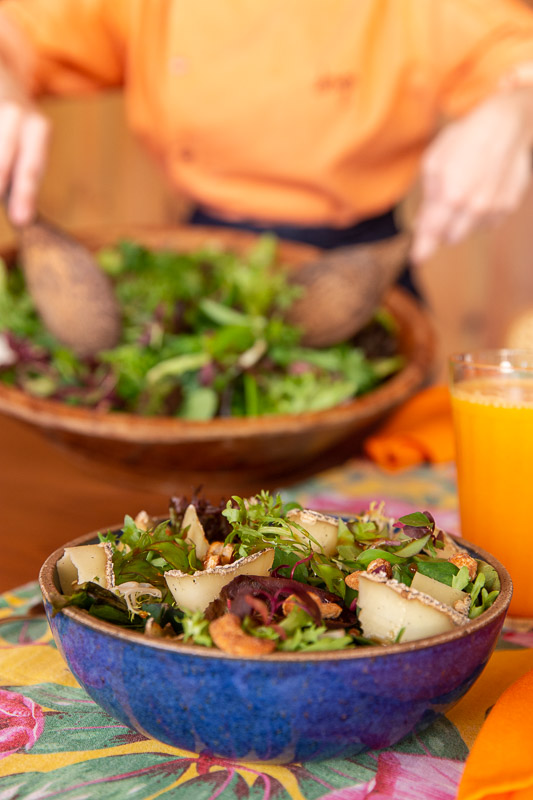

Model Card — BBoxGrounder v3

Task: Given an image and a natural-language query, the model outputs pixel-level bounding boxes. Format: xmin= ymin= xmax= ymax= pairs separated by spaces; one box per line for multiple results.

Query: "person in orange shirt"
xmin=0 ymin=0 xmax=533 ymax=270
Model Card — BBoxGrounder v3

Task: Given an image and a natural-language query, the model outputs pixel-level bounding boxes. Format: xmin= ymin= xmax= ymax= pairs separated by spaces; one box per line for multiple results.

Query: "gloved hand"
xmin=0 ymin=16 xmax=50 ymax=226
xmin=412 ymin=85 xmax=533 ymax=263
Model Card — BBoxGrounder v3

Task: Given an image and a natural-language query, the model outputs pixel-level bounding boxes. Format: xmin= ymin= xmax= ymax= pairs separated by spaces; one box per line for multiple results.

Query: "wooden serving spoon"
xmin=17 ymin=217 xmax=121 ymax=358
xmin=286 ymin=233 xmax=411 ymax=347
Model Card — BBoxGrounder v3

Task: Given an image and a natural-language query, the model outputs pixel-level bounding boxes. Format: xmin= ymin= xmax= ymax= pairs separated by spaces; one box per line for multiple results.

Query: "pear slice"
xmin=57 ymin=543 xmax=114 ymax=594
xmin=410 ymin=571 xmax=470 ymax=613
xmin=165 ymin=548 xmax=275 ymax=613
xmin=285 ymin=508 xmax=339 ymax=556
xmin=357 ymin=572 xmax=468 ymax=644
xmin=181 ymin=504 xmax=210 ymax=560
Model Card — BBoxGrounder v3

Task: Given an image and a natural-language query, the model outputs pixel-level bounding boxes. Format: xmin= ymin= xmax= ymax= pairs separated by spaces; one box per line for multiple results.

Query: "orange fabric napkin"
xmin=456 ymin=667 xmax=533 ymax=800
xmin=364 ymin=384 xmax=455 ymax=469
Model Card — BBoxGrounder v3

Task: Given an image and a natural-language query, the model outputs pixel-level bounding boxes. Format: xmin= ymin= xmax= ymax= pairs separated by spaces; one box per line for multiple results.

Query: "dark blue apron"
xmin=189 ymin=207 xmax=419 ymax=297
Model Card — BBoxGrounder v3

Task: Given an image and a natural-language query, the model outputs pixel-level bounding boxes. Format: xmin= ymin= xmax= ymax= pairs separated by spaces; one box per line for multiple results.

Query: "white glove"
xmin=412 ymin=86 xmax=533 ymax=263
xmin=0 ymin=22 xmax=50 ymax=226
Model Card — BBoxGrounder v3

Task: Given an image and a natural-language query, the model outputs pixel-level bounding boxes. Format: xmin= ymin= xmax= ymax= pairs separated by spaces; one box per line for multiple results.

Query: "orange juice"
xmin=451 ymin=377 xmax=533 ymax=617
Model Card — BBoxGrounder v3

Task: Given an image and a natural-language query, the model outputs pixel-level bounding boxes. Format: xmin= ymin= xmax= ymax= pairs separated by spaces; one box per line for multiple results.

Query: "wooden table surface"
xmin=1 ymin=414 xmax=173 ymax=593
xmin=1 ymin=413 xmax=357 ymax=593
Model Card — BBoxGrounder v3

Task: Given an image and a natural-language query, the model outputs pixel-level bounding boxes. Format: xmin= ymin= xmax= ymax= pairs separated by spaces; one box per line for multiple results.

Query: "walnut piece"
xmin=366 ymin=558 xmax=393 ymax=579
xmin=134 ymin=510 xmax=152 ymax=531
xmin=220 ymin=544 xmax=234 ymax=565
xmin=318 ymin=600 xmax=343 ymax=619
xmin=282 ymin=591 xmax=342 ymax=619
xmin=209 ymin=613 xmax=277 ymax=656
xmin=345 ymin=570 xmax=364 ymax=590
xmin=203 ymin=542 xmax=235 ymax=570
xmin=144 ymin=618 xmax=177 ymax=639
xmin=453 ymin=595 xmax=472 ymax=615
xmin=448 ymin=553 xmax=477 ymax=581
xmin=203 ymin=542 xmax=223 ymax=569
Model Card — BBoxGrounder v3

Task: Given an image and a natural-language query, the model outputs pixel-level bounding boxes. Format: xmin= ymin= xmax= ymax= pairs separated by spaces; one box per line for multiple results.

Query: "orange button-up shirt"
xmin=2 ymin=0 xmax=533 ymax=226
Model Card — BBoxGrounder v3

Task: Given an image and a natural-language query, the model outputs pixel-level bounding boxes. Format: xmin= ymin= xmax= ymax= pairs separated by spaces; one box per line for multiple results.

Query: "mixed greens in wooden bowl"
xmin=0 ymin=235 xmax=403 ymax=420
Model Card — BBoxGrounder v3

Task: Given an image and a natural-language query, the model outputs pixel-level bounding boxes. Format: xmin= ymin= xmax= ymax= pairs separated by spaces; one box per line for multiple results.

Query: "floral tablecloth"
xmin=1 ymin=459 xmax=533 ymax=800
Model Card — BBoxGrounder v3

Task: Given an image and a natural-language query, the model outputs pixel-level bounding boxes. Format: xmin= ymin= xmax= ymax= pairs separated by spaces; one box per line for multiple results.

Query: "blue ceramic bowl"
xmin=39 ymin=528 xmax=512 ymax=763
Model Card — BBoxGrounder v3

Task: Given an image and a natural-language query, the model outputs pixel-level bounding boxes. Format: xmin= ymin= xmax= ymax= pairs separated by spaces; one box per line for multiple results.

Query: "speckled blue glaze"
xmin=40 ymin=535 xmax=512 ymax=764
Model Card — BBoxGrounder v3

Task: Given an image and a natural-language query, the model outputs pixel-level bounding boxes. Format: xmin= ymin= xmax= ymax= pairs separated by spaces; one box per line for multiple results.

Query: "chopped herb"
xmin=394 ymin=627 xmax=406 ymax=643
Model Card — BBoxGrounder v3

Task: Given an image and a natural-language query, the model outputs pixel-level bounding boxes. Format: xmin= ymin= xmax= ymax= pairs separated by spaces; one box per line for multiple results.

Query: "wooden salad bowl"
xmin=0 ymin=225 xmax=436 ymax=494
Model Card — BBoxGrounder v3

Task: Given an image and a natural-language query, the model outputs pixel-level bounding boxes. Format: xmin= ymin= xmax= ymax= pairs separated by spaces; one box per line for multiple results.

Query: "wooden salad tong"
xmin=16 ymin=216 xmax=121 ymax=358
xmin=286 ymin=233 xmax=411 ymax=347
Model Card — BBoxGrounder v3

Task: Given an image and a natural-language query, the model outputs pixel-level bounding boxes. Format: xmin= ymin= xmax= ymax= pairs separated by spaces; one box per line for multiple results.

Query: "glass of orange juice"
xmin=450 ymin=349 xmax=533 ymax=618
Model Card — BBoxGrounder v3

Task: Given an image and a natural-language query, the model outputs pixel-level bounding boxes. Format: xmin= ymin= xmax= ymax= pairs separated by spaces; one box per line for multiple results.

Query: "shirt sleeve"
xmin=433 ymin=0 xmax=533 ymax=118
xmin=0 ymin=0 xmax=127 ymax=95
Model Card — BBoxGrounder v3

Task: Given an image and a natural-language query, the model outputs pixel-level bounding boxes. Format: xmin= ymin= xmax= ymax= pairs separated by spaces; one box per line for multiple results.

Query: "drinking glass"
xmin=450 ymin=349 xmax=533 ymax=618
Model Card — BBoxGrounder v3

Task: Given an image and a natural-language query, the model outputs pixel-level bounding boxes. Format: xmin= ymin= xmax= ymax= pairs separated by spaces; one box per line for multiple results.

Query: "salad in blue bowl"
xmin=39 ymin=491 xmax=511 ymax=763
